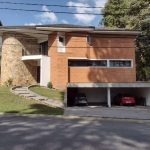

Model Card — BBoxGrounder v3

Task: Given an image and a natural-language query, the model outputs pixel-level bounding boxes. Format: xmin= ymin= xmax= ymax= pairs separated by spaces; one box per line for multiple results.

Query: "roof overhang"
xmin=67 ymin=82 xmax=150 ymax=88
xmin=36 ymin=27 xmax=94 ymax=32
xmin=92 ymin=30 xmax=141 ymax=35
xmin=0 ymin=27 xmax=51 ymax=43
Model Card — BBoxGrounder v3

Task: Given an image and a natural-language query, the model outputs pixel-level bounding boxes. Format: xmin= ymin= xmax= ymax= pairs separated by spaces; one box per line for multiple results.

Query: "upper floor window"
xmin=57 ymin=32 xmax=65 ymax=53
xmin=59 ymin=37 xmax=64 ymax=43
xmin=68 ymin=60 xmax=107 ymax=67
xmin=110 ymin=60 xmax=132 ymax=67
xmin=86 ymin=36 xmax=91 ymax=44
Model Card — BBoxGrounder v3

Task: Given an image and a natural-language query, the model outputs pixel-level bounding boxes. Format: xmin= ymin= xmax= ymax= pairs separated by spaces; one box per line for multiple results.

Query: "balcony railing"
xmin=22 ymin=45 xmax=43 ymax=56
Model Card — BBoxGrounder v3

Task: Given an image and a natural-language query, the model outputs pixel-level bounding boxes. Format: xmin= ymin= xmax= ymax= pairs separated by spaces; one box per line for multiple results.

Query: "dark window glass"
xmin=87 ymin=36 xmax=91 ymax=44
xmin=40 ymin=41 xmax=48 ymax=55
xmin=110 ymin=61 xmax=131 ymax=67
xmin=89 ymin=61 xmax=107 ymax=66
xmin=59 ymin=37 xmax=64 ymax=43
xmin=68 ymin=60 xmax=107 ymax=67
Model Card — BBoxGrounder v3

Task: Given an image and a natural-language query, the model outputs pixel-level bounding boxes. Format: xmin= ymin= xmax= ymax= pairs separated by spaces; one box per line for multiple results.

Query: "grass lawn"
xmin=0 ymin=86 xmax=63 ymax=115
xmin=29 ymin=86 xmax=64 ymax=103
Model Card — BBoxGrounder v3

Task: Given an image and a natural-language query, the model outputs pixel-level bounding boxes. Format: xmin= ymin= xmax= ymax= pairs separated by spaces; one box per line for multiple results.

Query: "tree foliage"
xmin=127 ymin=0 xmax=150 ymax=80
xmin=100 ymin=0 xmax=150 ymax=80
xmin=100 ymin=0 xmax=128 ymax=28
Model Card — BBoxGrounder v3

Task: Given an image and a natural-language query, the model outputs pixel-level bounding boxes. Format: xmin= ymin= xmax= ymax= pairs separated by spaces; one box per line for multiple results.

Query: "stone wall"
xmin=1 ymin=32 xmax=38 ymax=86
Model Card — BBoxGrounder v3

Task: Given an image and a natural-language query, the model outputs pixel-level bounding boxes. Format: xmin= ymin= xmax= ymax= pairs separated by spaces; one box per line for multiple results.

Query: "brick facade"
xmin=48 ymin=32 xmax=136 ymax=89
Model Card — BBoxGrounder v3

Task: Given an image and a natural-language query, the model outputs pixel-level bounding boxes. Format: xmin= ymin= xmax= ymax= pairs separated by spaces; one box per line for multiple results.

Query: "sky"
xmin=0 ymin=0 xmax=107 ymax=27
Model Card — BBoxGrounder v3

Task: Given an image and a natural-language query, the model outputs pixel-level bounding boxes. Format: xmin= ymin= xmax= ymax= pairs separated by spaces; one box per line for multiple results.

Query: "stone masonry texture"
xmin=1 ymin=32 xmax=38 ymax=86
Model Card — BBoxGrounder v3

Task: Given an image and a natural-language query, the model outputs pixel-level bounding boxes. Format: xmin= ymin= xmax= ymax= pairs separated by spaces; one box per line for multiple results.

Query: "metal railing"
xmin=22 ymin=45 xmax=43 ymax=56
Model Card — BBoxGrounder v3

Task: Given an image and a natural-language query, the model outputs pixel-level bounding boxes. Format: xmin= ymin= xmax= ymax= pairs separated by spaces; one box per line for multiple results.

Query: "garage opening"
xmin=67 ymin=87 xmax=150 ymax=107
xmin=67 ymin=87 xmax=108 ymax=107
xmin=110 ymin=88 xmax=148 ymax=106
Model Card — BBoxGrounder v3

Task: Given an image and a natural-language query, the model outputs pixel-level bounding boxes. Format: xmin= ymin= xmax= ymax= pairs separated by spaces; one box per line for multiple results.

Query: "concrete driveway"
xmin=64 ymin=106 xmax=150 ymax=120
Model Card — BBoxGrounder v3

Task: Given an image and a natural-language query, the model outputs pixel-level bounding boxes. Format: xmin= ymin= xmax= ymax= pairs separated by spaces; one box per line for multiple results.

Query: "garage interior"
xmin=67 ymin=83 xmax=150 ymax=107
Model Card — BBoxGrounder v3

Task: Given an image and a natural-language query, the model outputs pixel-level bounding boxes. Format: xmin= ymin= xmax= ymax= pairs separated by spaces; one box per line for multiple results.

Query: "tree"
xmin=127 ymin=0 xmax=150 ymax=80
xmin=100 ymin=0 xmax=150 ymax=80
xmin=100 ymin=0 xmax=129 ymax=28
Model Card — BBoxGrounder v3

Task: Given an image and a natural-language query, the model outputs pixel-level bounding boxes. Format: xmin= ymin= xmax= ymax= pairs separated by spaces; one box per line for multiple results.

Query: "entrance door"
xmin=37 ymin=66 xmax=40 ymax=83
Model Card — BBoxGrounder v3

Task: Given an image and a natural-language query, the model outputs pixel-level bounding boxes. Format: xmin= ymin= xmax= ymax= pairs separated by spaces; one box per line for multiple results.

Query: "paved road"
xmin=0 ymin=114 xmax=150 ymax=150
xmin=64 ymin=106 xmax=150 ymax=119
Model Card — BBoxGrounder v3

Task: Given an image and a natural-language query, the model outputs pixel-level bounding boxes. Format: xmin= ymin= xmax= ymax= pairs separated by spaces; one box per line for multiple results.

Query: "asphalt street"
xmin=0 ymin=114 xmax=150 ymax=150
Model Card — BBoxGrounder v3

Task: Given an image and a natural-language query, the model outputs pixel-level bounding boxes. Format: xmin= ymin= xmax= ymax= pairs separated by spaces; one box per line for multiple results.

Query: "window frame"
xmin=68 ymin=58 xmax=133 ymax=68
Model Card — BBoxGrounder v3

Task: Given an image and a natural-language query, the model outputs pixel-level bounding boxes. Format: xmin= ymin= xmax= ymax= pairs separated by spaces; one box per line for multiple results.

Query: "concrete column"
xmin=107 ymin=87 xmax=111 ymax=107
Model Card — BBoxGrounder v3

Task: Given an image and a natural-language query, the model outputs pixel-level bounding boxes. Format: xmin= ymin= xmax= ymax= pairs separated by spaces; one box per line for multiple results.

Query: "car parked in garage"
xmin=74 ymin=93 xmax=88 ymax=106
xmin=113 ymin=93 xmax=135 ymax=106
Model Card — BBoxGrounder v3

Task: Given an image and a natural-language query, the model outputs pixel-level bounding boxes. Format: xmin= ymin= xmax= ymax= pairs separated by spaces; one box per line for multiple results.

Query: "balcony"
xmin=22 ymin=45 xmax=43 ymax=56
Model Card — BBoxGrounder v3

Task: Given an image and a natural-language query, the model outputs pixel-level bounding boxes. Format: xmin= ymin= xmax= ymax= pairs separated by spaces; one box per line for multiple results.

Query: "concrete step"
xmin=13 ymin=89 xmax=27 ymax=91
xmin=11 ymin=86 xmax=64 ymax=109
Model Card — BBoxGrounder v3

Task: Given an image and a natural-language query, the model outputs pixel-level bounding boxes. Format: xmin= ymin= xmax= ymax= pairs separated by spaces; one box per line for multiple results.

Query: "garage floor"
xmin=64 ymin=106 xmax=150 ymax=120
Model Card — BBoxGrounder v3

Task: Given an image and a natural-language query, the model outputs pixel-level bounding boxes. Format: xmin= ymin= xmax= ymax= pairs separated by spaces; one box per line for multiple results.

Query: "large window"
xmin=68 ymin=60 xmax=107 ymax=67
xmin=68 ymin=59 xmax=132 ymax=68
xmin=110 ymin=60 xmax=132 ymax=67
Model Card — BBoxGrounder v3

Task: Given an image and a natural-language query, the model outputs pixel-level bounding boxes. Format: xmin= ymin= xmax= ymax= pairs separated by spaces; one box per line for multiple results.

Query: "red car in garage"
xmin=113 ymin=93 xmax=135 ymax=106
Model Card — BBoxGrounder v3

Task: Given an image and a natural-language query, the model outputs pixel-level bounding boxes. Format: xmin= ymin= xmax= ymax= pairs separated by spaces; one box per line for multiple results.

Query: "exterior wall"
xmin=40 ymin=56 xmax=50 ymax=87
xmin=48 ymin=32 xmax=136 ymax=89
xmin=67 ymin=34 xmax=136 ymax=84
xmin=48 ymin=33 xmax=71 ymax=89
xmin=78 ymin=88 xmax=107 ymax=103
xmin=1 ymin=32 xmax=38 ymax=86
xmin=69 ymin=68 xmax=135 ymax=83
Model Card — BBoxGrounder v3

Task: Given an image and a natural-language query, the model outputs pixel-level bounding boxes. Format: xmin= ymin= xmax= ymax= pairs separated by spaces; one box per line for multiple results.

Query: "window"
xmin=68 ymin=60 xmax=107 ymax=67
xmin=59 ymin=37 xmax=64 ymax=43
xmin=57 ymin=32 xmax=65 ymax=53
xmin=89 ymin=60 xmax=107 ymax=67
xmin=86 ymin=36 xmax=91 ymax=44
xmin=110 ymin=60 xmax=132 ymax=67
xmin=39 ymin=41 xmax=48 ymax=55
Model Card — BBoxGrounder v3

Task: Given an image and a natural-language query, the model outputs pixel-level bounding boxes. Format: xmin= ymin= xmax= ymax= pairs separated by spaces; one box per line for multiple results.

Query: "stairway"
xmin=11 ymin=86 xmax=64 ymax=109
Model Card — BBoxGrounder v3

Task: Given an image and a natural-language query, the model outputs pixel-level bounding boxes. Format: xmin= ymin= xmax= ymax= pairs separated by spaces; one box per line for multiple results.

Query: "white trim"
xmin=67 ymin=82 xmax=150 ymax=88
xmin=109 ymin=59 xmax=133 ymax=68
xmin=68 ymin=57 xmax=88 ymax=60
xmin=21 ymin=55 xmax=42 ymax=60
xmin=68 ymin=58 xmax=133 ymax=68
xmin=57 ymin=32 xmax=65 ymax=53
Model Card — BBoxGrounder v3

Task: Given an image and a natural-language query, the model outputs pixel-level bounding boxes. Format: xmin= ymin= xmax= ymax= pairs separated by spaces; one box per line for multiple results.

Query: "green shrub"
xmin=5 ymin=77 xmax=13 ymax=86
xmin=47 ymin=82 xmax=53 ymax=88
xmin=7 ymin=77 xmax=13 ymax=86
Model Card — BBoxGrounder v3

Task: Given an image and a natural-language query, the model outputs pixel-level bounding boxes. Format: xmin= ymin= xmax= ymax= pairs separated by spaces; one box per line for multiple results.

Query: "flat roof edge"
xmin=67 ymin=83 xmax=150 ymax=88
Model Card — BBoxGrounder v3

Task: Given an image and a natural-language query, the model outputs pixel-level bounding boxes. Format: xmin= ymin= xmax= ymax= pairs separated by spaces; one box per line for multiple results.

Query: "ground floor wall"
xmin=1 ymin=60 xmax=37 ymax=86
xmin=69 ymin=68 xmax=136 ymax=83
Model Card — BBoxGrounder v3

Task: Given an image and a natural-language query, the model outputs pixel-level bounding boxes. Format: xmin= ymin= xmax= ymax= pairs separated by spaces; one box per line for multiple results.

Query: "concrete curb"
xmin=0 ymin=113 xmax=150 ymax=122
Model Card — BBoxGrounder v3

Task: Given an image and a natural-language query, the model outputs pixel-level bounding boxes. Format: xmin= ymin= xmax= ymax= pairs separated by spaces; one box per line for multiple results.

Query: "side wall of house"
xmin=48 ymin=32 xmax=136 ymax=90
xmin=68 ymin=33 xmax=136 ymax=83
xmin=1 ymin=32 xmax=38 ymax=86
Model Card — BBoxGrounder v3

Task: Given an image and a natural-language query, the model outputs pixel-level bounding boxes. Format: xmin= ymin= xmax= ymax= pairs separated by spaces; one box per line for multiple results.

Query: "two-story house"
xmin=0 ymin=24 xmax=150 ymax=107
